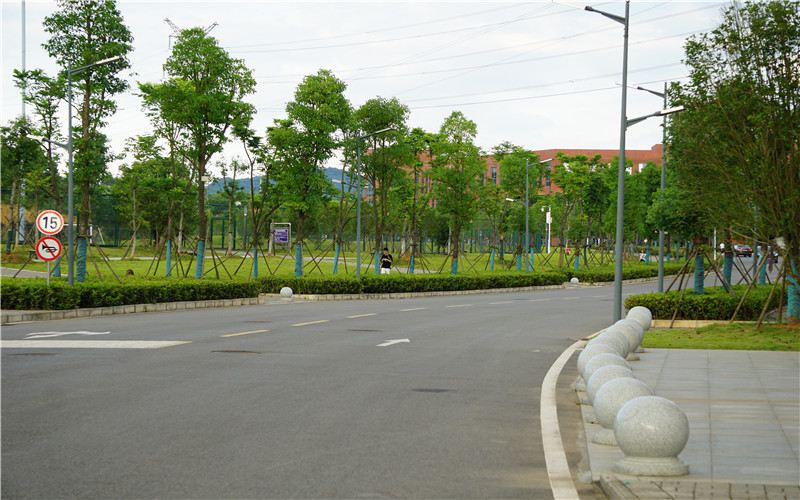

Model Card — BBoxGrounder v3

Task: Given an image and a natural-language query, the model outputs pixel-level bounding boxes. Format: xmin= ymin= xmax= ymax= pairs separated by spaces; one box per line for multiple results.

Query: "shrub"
xmin=0 ymin=277 xmax=261 ymax=310
xmin=624 ymin=285 xmax=783 ymax=320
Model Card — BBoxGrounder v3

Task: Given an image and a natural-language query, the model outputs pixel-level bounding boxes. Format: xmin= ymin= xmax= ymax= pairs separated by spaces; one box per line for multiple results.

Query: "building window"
xmin=491 ymin=167 xmax=497 ymax=185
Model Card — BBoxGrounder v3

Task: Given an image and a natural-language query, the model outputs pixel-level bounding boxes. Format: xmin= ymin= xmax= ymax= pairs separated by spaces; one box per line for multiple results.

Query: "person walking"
xmin=380 ymin=247 xmax=393 ymax=275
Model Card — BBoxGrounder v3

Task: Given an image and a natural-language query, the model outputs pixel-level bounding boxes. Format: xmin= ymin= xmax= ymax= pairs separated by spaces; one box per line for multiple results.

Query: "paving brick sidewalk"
xmin=578 ymin=349 xmax=800 ymax=500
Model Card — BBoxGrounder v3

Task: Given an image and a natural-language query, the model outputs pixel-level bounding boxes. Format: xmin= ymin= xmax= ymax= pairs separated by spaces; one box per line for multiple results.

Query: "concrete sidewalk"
xmin=576 ymin=348 xmax=800 ymax=499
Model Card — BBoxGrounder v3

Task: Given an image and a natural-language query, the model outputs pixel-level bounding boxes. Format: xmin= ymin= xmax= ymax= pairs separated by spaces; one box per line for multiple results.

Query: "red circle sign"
xmin=35 ymin=237 xmax=62 ymax=261
xmin=36 ymin=210 xmax=64 ymax=235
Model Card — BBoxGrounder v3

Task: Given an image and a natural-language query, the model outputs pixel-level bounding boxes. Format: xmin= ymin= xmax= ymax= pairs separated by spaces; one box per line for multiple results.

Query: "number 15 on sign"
xmin=36 ymin=210 xmax=64 ymax=235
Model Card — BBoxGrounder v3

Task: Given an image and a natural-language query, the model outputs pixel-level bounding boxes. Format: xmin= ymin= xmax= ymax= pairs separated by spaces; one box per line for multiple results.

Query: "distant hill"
xmin=207 ymin=167 xmax=346 ymax=195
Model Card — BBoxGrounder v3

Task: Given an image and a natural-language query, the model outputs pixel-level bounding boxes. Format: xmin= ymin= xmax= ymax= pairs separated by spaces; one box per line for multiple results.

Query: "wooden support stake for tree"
xmin=86 ymin=242 xmax=104 ymax=281
xmin=729 ymin=249 xmax=771 ymax=323
xmin=702 ymin=249 xmax=733 ymax=293
xmin=756 ymin=258 xmax=787 ymax=329
xmin=92 ymin=239 xmax=121 ymax=283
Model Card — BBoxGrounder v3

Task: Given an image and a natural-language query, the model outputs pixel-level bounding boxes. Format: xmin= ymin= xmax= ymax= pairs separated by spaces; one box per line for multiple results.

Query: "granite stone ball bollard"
xmin=585 ymin=335 xmax=626 ymax=359
xmin=613 ymin=319 xmax=644 ymax=359
xmin=591 ymin=377 xmax=654 ymax=445
xmin=598 ymin=329 xmax=632 ymax=359
xmin=582 ymin=352 xmax=631 ymax=382
xmin=570 ymin=277 xmax=580 ymax=284
xmin=280 ymin=287 xmax=293 ymax=300
xmin=585 ymin=364 xmax=636 ymax=405
xmin=614 ymin=396 xmax=690 ymax=476
xmin=627 ymin=306 xmax=653 ymax=332
xmin=575 ymin=343 xmax=619 ymax=391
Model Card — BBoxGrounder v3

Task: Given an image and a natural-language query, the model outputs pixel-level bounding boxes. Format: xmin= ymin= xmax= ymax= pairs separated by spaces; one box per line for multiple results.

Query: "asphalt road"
xmin=0 ymin=268 xmax=760 ymax=499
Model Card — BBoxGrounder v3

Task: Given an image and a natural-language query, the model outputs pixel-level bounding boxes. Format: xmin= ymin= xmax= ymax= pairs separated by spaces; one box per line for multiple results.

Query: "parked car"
xmin=734 ymin=244 xmax=752 ymax=257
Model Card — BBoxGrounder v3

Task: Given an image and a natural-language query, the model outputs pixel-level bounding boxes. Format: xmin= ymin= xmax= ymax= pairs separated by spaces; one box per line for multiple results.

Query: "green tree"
xmin=139 ymin=27 xmax=256 ymax=278
xmin=42 ymin=0 xmax=133 ymax=282
xmin=1 ymin=117 xmax=47 ymax=251
xmin=14 ymin=69 xmax=66 ymax=213
xmin=428 ymin=111 xmax=486 ymax=274
xmin=267 ymin=69 xmax=351 ymax=277
xmin=669 ymin=0 xmax=800 ymax=319
xmin=353 ymin=97 xmax=409 ymax=271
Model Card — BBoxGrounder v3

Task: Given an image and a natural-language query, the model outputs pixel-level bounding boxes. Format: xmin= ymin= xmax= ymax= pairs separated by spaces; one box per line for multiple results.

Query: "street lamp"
xmin=356 ymin=127 xmax=394 ymax=278
xmin=525 ymin=158 xmax=553 ymax=272
xmin=64 ymin=55 xmax=121 ymax=286
xmin=541 ymin=205 xmax=552 ymax=254
xmin=622 ymin=81 xmax=670 ymax=292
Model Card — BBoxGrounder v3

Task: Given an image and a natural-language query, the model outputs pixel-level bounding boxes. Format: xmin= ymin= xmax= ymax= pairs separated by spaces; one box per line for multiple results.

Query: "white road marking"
xmin=291 ymin=320 xmax=329 ymax=327
xmin=490 ymin=301 xmax=513 ymax=305
xmin=445 ymin=304 xmax=471 ymax=308
xmin=562 ymin=297 xmax=579 ymax=300
xmin=348 ymin=313 xmax=377 ymax=319
xmin=400 ymin=307 xmax=427 ymax=312
xmin=24 ymin=331 xmax=110 ymax=339
xmin=2 ymin=340 xmax=190 ymax=349
xmin=221 ymin=329 xmax=269 ymax=338
xmin=377 ymin=338 xmax=410 ymax=347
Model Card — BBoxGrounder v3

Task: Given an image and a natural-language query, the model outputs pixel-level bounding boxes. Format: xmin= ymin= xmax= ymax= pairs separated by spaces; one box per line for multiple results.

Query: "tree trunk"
xmin=194 ymin=158 xmax=207 ymax=279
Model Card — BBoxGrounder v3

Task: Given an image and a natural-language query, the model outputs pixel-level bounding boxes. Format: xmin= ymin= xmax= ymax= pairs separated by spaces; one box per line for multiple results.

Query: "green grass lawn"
xmin=1 ymin=244 xmax=651 ymax=279
xmin=642 ymin=322 xmax=800 ymax=351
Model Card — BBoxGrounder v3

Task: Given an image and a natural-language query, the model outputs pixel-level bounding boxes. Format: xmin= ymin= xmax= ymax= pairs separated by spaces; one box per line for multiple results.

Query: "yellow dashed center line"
xmin=292 ymin=320 xmax=330 ymax=327
xmin=401 ymin=307 xmax=427 ymax=312
xmin=446 ymin=304 xmax=472 ymax=308
xmin=529 ymin=298 xmax=550 ymax=302
xmin=490 ymin=301 xmax=513 ymax=305
xmin=348 ymin=313 xmax=377 ymax=319
xmin=221 ymin=329 xmax=269 ymax=338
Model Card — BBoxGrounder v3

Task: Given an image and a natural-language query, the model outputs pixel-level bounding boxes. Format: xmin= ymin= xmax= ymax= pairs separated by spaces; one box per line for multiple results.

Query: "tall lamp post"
xmin=623 ymin=82 xmax=669 ymax=292
xmin=356 ymin=127 xmax=394 ymax=278
xmin=525 ymin=158 xmax=553 ymax=272
xmin=64 ymin=55 xmax=121 ymax=286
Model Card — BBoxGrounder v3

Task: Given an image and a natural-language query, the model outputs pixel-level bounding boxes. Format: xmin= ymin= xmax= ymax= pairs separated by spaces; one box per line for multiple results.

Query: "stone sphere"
xmin=627 ymin=306 xmax=653 ymax=332
xmin=594 ymin=377 xmax=654 ymax=430
xmin=614 ymin=396 xmax=690 ymax=476
xmin=611 ymin=319 xmax=644 ymax=352
xmin=585 ymin=335 xmax=626 ymax=359
xmin=598 ymin=329 xmax=632 ymax=358
xmin=585 ymin=365 xmax=636 ymax=405
xmin=570 ymin=277 xmax=580 ymax=284
xmin=582 ymin=352 xmax=630 ymax=381
xmin=279 ymin=286 xmax=293 ymax=299
xmin=577 ymin=343 xmax=619 ymax=377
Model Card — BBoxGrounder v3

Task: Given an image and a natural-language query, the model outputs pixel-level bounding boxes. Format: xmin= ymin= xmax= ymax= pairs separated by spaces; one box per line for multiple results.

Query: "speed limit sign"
xmin=36 ymin=210 xmax=64 ymax=235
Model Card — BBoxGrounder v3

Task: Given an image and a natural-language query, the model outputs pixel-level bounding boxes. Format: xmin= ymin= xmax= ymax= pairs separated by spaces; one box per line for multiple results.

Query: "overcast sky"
xmin=2 ymin=0 xmax=730 ymax=176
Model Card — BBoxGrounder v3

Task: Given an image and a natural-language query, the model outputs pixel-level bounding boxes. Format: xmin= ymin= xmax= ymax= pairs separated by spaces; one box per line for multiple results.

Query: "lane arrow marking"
xmin=377 ymin=338 xmax=410 ymax=347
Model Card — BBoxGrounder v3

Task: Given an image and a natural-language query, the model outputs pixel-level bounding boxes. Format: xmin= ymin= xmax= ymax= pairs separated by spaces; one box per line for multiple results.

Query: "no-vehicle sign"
xmin=35 ymin=237 xmax=62 ymax=261
xmin=36 ymin=210 xmax=64 ymax=235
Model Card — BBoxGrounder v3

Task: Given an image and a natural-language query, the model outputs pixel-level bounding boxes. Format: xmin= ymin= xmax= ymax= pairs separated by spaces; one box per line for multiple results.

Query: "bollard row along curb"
xmin=577 ymin=306 xmax=691 ymax=478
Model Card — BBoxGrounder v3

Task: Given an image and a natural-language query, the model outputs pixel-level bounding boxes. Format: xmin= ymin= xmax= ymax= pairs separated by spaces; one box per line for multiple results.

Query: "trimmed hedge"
xmin=624 ymin=285 xmax=782 ymax=321
xmin=1 ymin=263 xmax=682 ymax=311
xmin=0 ymin=278 xmax=261 ymax=311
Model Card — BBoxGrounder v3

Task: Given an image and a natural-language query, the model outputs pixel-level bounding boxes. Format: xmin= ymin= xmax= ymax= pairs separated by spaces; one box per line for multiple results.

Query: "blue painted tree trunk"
xmin=722 ymin=254 xmax=733 ymax=291
xmin=76 ymin=237 xmax=87 ymax=282
xmin=332 ymin=243 xmax=340 ymax=274
xmin=451 ymin=257 xmax=458 ymax=275
xmin=693 ymin=253 xmax=704 ymax=295
xmin=574 ymin=253 xmax=580 ymax=270
xmin=408 ymin=254 xmax=415 ymax=274
xmin=194 ymin=240 xmax=205 ymax=279
xmin=758 ymin=253 xmax=767 ymax=285
xmin=516 ymin=254 xmax=522 ymax=271
xmin=529 ymin=248 xmax=534 ymax=272
xmin=645 ymin=246 xmax=651 ymax=265
xmin=165 ymin=240 xmax=172 ymax=277
xmin=252 ymin=245 xmax=259 ymax=278
xmin=294 ymin=243 xmax=303 ymax=277
xmin=52 ymin=255 xmax=62 ymax=277
xmin=374 ymin=250 xmax=380 ymax=275
xmin=788 ymin=257 xmax=799 ymax=325
xmin=490 ymin=248 xmax=495 ymax=271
